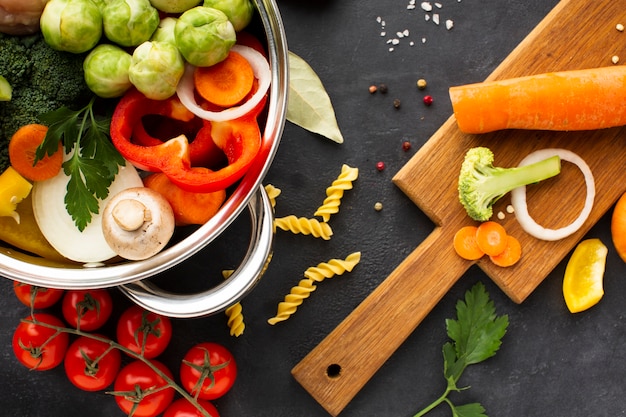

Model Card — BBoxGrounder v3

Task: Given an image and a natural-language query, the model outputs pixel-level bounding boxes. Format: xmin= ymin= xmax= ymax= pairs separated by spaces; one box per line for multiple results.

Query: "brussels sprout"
xmin=102 ymin=0 xmax=160 ymax=47
xmin=203 ymin=0 xmax=254 ymax=32
xmin=128 ymin=41 xmax=185 ymax=100
xmin=149 ymin=0 xmax=200 ymax=14
xmin=83 ymin=44 xmax=133 ymax=98
xmin=175 ymin=6 xmax=236 ymax=67
xmin=40 ymin=0 xmax=102 ymax=53
xmin=151 ymin=17 xmax=178 ymax=44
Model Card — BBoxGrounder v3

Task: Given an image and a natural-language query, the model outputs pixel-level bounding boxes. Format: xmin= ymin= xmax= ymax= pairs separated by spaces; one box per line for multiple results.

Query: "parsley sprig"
xmin=414 ymin=282 xmax=509 ymax=417
xmin=36 ymin=97 xmax=125 ymax=232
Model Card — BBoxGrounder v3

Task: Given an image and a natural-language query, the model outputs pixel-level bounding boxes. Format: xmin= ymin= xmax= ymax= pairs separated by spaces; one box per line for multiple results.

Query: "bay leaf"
xmin=287 ymin=51 xmax=344 ymax=144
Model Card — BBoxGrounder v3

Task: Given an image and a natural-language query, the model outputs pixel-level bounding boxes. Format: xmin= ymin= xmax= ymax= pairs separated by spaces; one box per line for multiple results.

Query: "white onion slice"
xmin=510 ymin=148 xmax=595 ymax=241
xmin=176 ymin=44 xmax=271 ymax=122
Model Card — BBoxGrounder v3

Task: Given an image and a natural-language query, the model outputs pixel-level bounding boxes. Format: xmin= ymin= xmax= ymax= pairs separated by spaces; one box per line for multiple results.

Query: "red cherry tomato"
xmin=64 ymin=335 xmax=121 ymax=391
xmin=62 ymin=289 xmax=113 ymax=331
xmin=13 ymin=281 xmax=64 ymax=309
xmin=163 ymin=398 xmax=220 ymax=417
xmin=180 ymin=342 xmax=237 ymax=400
xmin=12 ymin=313 xmax=69 ymax=371
xmin=116 ymin=305 xmax=172 ymax=359
xmin=113 ymin=360 xmax=175 ymax=417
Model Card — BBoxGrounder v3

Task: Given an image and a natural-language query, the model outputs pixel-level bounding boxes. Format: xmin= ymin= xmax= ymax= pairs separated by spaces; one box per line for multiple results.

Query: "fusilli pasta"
xmin=314 ymin=164 xmax=359 ymax=222
xmin=264 ymin=184 xmax=281 ymax=209
xmin=267 ymin=279 xmax=317 ymax=325
xmin=222 ymin=269 xmax=245 ymax=337
xmin=274 ymin=215 xmax=333 ymax=240
xmin=304 ymin=251 xmax=361 ymax=283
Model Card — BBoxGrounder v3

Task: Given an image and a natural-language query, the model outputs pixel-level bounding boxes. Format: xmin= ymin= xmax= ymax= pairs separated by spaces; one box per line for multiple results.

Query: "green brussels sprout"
xmin=151 ymin=17 xmax=178 ymax=44
xmin=203 ymin=0 xmax=254 ymax=32
xmin=128 ymin=41 xmax=185 ymax=100
xmin=149 ymin=0 xmax=200 ymax=14
xmin=40 ymin=0 xmax=102 ymax=53
xmin=175 ymin=6 xmax=236 ymax=67
xmin=83 ymin=44 xmax=133 ymax=98
xmin=102 ymin=0 xmax=160 ymax=47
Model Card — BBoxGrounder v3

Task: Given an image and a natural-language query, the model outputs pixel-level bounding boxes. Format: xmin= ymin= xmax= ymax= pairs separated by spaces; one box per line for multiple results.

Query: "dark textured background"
xmin=3 ymin=0 xmax=626 ymax=416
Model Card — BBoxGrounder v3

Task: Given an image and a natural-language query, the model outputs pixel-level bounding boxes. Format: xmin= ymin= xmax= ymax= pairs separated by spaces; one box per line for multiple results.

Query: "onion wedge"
xmin=176 ymin=44 xmax=271 ymax=122
xmin=510 ymin=148 xmax=595 ymax=241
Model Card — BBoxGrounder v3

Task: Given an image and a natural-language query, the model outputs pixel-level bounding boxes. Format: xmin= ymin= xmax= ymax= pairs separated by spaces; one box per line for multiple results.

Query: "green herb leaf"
xmin=37 ymin=97 xmax=124 ymax=232
xmin=413 ymin=282 xmax=508 ymax=417
xmin=287 ymin=51 xmax=344 ymax=144
xmin=452 ymin=403 xmax=487 ymax=417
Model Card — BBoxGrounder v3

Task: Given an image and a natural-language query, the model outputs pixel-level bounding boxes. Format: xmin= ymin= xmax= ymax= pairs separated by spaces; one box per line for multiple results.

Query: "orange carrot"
xmin=194 ymin=51 xmax=255 ymax=108
xmin=8 ymin=124 xmax=63 ymax=182
xmin=453 ymin=225 xmax=485 ymax=260
xmin=489 ymin=235 xmax=522 ymax=267
xmin=475 ymin=221 xmax=508 ymax=256
xmin=611 ymin=191 xmax=626 ymax=263
xmin=143 ymin=172 xmax=226 ymax=226
xmin=449 ymin=66 xmax=626 ymax=133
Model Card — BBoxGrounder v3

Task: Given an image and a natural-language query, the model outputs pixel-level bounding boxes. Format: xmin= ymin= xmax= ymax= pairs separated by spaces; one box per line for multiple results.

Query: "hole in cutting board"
xmin=326 ymin=363 xmax=342 ymax=379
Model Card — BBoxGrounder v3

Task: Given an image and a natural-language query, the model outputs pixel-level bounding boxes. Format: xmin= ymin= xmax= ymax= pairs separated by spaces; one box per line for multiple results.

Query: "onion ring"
xmin=510 ymin=148 xmax=595 ymax=241
xmin=176 ymin=44 xmax=271 ymax=122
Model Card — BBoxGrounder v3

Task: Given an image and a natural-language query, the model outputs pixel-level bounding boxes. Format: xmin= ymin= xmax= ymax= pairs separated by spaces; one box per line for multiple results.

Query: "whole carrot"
xmin=449 ymin=66 xmax=626 ymax=133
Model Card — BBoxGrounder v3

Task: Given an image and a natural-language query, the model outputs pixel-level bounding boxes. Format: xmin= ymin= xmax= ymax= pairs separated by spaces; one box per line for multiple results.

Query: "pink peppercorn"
xmin=423 ymin=95 xmax=433 ymax=106
xmin=402 ymin=141 xmax=411 ymax=151
xmin=376 ymin=161 xmax=385 ymax=171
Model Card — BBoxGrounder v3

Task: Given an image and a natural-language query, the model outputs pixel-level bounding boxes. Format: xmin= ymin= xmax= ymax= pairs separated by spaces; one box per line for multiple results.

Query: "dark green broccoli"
xmin=0 ymin=32 xmax=92 ymax=172
xmin=458 ymin=147 xmax=561 ymax=221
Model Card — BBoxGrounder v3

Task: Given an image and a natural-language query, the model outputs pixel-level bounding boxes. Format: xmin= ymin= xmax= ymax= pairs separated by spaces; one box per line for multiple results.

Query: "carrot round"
xmin=8 ymin=124 xmax=63 ymax=182
xmin=194 ymin=51 xmax=255 ymax=108
xmin=611 ymin=191 xmax=626 ymax=263
xmin=453 ymin=225 xmax=485 ymax=260
xmin=143 ymin=172 xmax=226 ymax=226
xmin=449 ymin=66 xmax=626 ymax=133
xmin=489 ymin=235 xmax=522 ymax=267
xmin=475 ymin=221 xmax=508 ymax=256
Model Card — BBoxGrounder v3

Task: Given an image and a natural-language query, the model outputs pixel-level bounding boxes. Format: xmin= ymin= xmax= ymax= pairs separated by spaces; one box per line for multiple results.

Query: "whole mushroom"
xmin=102 ymin=187 xmax=175 ymax=260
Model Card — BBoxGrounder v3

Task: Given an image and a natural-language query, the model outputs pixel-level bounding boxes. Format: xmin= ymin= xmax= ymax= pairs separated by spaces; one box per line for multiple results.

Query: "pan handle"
xmin=117 ymin=185 xmax=274 ymax=318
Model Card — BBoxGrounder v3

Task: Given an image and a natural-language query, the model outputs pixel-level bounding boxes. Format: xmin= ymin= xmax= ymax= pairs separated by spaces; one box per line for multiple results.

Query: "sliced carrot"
xmin=194 ymin=51 xmax=255 ymax=108
xmin=8 ymin=124 xmax=63 ymax=182
xmin=143 ymin=172 xmax=226 ymax=226
xmin=449 ymin=66 xmax=626 ymax=133
xmin=475 ymin=221 xmax=508 ymax=256
xmin=489 ymin=235 xmax=522 ymax=267
xmin=453 ymin=225 xmax=485 ymax=260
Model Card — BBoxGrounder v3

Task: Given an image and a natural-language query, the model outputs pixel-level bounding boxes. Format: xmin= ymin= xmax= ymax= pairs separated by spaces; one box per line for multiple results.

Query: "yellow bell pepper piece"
xmin=0 ymin=167 xmax=33 ymax=223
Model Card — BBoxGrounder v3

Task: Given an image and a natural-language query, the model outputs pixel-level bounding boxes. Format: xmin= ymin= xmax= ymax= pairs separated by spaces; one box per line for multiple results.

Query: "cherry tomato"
xmin=163 ymin=398 xmax=220 ymax=417
xmin=12 ymin=313 xmax=69 ymax=371
xmin=64 ymin=335 xmax=121 ymax=391
xmin=180 ymin=342 xmax=237 ymax=400
xmin=116 ymin=305 xmax=172 ymax=359
xmin=13 ymin=281 xmax=64 ymax=309
xmin=62 ymin=289 xmax=113 ymax=331
xmin=113 ymin=359 xmax=175 ymax=417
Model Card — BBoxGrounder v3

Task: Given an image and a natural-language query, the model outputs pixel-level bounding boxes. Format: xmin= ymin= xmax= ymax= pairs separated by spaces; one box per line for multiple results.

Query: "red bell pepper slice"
xmin=110 ymin=88 xmax=263 ymax=193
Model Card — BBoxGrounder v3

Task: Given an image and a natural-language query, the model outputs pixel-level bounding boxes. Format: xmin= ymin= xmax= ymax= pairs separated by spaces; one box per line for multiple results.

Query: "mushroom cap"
xmin=102 ymin=187 xmax=176 ymax=261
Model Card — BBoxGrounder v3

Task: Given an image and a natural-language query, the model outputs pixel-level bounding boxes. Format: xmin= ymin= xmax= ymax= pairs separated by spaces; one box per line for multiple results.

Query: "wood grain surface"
xmin=292 ymin=0 xmax=626 ymax=415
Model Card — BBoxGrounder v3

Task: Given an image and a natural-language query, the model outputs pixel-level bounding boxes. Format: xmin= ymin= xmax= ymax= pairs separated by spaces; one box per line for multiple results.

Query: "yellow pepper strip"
xmin=0 ymin=167 xmax=32 ymax=223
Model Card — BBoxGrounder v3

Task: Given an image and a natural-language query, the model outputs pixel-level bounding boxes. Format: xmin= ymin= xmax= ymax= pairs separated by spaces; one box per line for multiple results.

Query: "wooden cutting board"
xmin=292 ymin=0 xmax=626 ymax=415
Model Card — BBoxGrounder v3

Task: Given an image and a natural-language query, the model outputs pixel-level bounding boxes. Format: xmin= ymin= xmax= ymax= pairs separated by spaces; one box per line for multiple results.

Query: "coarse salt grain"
xmin=497 ymin=211 xmax=505 ymax=220
xmin=380 ymin=31 xmax=386 ymax=36
xmin=425 ymin=14 xmax=430 ymax=21
xmin=421 ymin=1 xmax=432 ymax=11
xmin=617 ymin=23 xmax=624 ymax=32
xmin=506 ymin=205 xmax=515 ymax=214
xmin=446 ymin=19 xmax=454 ymax=30
xmin=433 ymin=14 xmax=440 ymax=25
xmin=434 ymin=2 xmax=442 ymax=8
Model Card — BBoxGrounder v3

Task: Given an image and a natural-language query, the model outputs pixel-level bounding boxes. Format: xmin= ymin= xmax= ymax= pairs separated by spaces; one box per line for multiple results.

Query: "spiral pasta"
xmin=267 ymin=279 xmax=317 ymax=325
xmin=264 ymin=184 xmax=281 ymax=209
xmin=304 ymin=251 xmax=361 ymax=283
xmin=274 ymin=215 xmax=333 ymax=240
xmin=314 ymin=164 xmax=359 ymax=222
xmin=222 ymin=269 xmax=245 ymax=337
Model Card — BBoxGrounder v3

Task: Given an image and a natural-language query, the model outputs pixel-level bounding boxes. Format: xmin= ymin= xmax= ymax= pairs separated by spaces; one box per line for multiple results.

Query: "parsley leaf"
xmin=37 ymin=97 xmax=125 ymax=232
xmin=413 ymin=282 xmax=508 ymax=417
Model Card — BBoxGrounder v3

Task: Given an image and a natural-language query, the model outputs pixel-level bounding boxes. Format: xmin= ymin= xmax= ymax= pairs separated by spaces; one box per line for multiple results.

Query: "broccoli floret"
xmin=458 ymin=147 xmax=561 ymax=221
xmin=0 ymin=32 xmax=92 ymax=171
